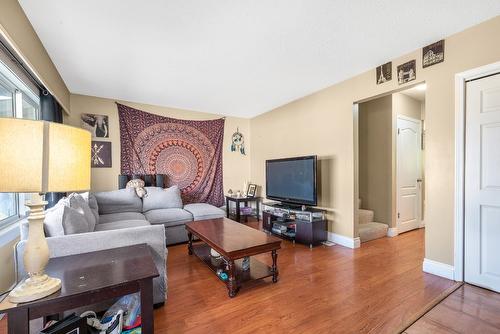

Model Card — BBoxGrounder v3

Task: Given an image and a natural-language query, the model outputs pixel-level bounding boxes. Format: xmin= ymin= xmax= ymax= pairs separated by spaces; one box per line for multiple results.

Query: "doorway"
xmin=355 ymin=84 xmax=426 ymax=243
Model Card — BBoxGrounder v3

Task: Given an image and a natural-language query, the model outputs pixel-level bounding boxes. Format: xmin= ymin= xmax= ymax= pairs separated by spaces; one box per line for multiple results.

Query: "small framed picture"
xmin=81 ymin=113 xmax=109 ymax=138
xmin=376 ymin=62 xmax=392 ymax=84
xmin=397 ymin=60 xmax=416 ymax=85
xmin=423 ymin=40 xmax=444 ymax=68
xmin=91 ymin=141 xmax=112 ymax=168
xmin=247 ymin=184 xmax=257 ymax=197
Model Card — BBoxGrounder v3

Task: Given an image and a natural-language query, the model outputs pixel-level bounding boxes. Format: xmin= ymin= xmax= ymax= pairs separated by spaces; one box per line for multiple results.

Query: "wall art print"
xmin=423 ymin=40 xmax=445 ymax=68
xmin=117 ymin=103 xmax=225 ymax=206
xmin=397 ymin=60 xmax=416 ymax=85
xmin=81 ymin=113 xmax=109 ymax=138
xmin=376 ymin=62 xmax=392 ymax=84
xmin=91 ymin=141 xmax=112 ymax=168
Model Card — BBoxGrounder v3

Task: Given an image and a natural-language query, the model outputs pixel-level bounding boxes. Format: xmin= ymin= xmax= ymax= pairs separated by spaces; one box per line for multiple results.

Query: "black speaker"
xmin=144 ymin=175 xmax=153 ymax=187
xmin=156 ymin=174 xmax=165 ymax=188
xmin=118 ymin=175 xmax=129 ymax=189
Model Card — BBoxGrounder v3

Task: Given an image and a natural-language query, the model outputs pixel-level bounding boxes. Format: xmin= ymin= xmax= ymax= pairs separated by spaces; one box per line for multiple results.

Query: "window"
xmin=0 ymin=60 xmax=40 ymax=229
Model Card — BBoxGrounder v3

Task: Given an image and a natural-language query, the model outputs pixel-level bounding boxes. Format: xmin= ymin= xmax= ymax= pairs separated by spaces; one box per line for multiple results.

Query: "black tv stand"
xmin=261 ymin=202 xmax=327 ymax=248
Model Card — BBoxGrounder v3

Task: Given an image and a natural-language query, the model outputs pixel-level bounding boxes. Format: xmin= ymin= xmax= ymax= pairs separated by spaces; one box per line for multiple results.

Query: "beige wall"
xmin=0 ymin=0 xmax=70 ymax=112
xmin=250 ymin=16 xmax=500 ymax=266
xmin=359 ymin=96 xmax=393 ymax=226
xmin=65 ymin=94 xmax=251 ymax=194
xmin=393 ymin=93 xmax=422 ymax=120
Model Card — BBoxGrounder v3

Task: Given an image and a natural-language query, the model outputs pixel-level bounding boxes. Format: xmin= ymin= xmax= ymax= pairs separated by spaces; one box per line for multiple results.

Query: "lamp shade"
xmin=0 ymin=118 xmax=91 ymax=193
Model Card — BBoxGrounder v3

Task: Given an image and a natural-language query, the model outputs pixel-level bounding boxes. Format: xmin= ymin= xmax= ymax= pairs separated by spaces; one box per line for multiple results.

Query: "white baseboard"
xmin=387 ymin=227 xmax=398 ymax=237
xmin=422 ymin=258 xmax=455 ymax=280
xmin=328 ymin=232 xmax=360 ymax=249
xmin=419 ymin=220 xmax=426 ymax=228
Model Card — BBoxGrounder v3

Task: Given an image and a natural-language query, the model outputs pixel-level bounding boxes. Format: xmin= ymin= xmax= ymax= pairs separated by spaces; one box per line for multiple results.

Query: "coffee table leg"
xmin=272 ymin=250 xmax=279 ymax=283
xmin=139 ymin=278 xmax=154 ymax=334
xmin=187 ymin=231 xmax=193 ymax=255
xmin=227 ymin=260 xmax=238 ymax=297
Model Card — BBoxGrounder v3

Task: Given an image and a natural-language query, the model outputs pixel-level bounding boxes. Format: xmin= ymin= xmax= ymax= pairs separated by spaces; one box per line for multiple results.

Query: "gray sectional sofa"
xmin=16 ymin=186 xmax=225 ymax=306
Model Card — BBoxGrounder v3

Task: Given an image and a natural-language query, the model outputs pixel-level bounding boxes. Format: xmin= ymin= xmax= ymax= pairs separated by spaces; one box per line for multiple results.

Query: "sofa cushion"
xmin=98 ymin=212 xmax=147 ymax=225
xmin=142 ymin=186 xmax=183 ymax=212
xmin=183 ymin=203 xmax=225 ymax=221
xmin=63 ymin=193 xmax=96 ymax=232
xmin=94 ymin=188 xmax=142 ymax=214
xmin=144 ymin=208 xmax=193 ymax=227
xmin=44 ymin=204 xmax=91 ymax=237
xmin=80 ymin=192 xmax=100 ymax=224
xmin=94 ymin=220 xmax=150 ymax=232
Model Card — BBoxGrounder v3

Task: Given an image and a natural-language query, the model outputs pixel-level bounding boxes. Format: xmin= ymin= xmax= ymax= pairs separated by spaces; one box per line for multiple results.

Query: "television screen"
xmin=266 ymin=155 xmax=317 ymax=206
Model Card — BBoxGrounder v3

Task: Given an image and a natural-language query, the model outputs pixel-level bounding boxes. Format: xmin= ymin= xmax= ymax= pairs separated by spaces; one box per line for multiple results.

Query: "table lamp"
xmin=0 ymin=118 xmax=91 ymax=303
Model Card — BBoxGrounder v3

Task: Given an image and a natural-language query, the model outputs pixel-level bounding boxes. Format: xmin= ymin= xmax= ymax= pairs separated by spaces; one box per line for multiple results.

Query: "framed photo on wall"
xmin=397 ymin=60 xmax=416 ymax=85
xmin=81 ymin=113 xmax=109 ymax=138
xmin=423 ymin=40 xmax=445 ymax=68
xmin=91 ymin=141 xmax=112 ymax=168
xmin=376 ymin=62 xmax=392 ymax=84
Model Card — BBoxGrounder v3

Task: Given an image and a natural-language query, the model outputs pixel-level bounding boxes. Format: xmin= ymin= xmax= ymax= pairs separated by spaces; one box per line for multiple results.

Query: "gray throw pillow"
xmin=80 ymin=192 xmax=100 ymax=225
xmin=94 ymin=188 xmax=143 ymax=214
xmin=65 ymin=193 xmax=96 ymax=232
xmin=142 ymin=186 xmax=183 ymax=212
xmin=44 ymin=203 xmax=90 ymax=237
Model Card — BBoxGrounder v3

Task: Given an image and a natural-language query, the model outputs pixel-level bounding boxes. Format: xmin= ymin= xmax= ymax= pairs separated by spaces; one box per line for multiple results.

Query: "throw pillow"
xmin=142 ymin=186 xmax=183 ymax=212
xmin=65 ymin=193 xmax=97 ymax=231
xmin=80 ymin=192 xmax=100 ymax=224
xmin=44 ymin=203 xmax=90 ymax=236
xmin=94 ymin=188 xmax=143 ymax=214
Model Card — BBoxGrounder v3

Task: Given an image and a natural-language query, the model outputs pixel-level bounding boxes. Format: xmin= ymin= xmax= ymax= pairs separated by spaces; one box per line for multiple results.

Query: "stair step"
xmin=359 ymin=209 xmax=374 ymax=224
xmin=359 ymin=222 xmax=389 ymax=243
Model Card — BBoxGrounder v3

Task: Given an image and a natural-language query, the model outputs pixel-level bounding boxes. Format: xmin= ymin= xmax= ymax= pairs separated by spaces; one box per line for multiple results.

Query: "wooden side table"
xmin=0 ymin=244 xmax=159 ymax=334
xmin=225 ymin=196 xmax=261 ymax=223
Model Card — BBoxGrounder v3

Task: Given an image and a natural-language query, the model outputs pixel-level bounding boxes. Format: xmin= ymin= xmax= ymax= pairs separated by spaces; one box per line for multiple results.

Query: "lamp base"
xmin=8 ymin=274 xmax=61 ymax=303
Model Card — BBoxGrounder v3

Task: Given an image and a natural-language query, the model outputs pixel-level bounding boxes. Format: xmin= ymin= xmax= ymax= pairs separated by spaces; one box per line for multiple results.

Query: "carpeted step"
xmin=359 ymin=209 xmax=374 ymax=224
xmin=359 ymin=222 xmax=389 ymax=243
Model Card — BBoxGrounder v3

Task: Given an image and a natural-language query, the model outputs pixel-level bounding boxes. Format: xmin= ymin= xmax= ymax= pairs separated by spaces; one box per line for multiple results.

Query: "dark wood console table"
xmin=0 ymin=244 xmax=159 ymax=334
xmin=225 ymin=196 xmax=261 ymax=223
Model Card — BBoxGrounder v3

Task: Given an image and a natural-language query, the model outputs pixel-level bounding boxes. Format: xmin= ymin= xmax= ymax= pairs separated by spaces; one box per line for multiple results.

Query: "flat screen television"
xmin=265 ymin=155 xmax=317 ymax=206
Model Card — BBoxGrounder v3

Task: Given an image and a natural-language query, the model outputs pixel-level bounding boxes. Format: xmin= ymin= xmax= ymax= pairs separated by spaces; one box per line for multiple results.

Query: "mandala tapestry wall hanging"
xmin=117 ymin=103 xmax=225 ymax=207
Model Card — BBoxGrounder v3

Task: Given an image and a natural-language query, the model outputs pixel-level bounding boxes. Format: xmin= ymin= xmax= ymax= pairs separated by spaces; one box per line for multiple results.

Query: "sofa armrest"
xmin=15 ymin=225 xmax=167 ymax=304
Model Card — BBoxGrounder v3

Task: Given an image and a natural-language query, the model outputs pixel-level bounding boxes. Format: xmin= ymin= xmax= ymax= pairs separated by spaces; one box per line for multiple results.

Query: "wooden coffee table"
xmin=185 ymin=218 xmax=281 ymax=297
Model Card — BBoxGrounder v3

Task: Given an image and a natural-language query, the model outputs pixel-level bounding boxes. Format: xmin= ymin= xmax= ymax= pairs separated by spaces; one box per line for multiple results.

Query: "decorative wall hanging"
xmin=376 ymin=62 xmax=392 ymax=84
xmin=230 ymin=127 xmax=246 ymax=155
xmin=397 ymin=60 xmax=416 ymax=85
xmin=91 ymin=141 xmax=112 ymax=168
xmin=117 ymin=103 xmax=225 ymax=207
xmin=423 ymin=40 xmax=444 ymax=68
xmin=81 ymin=113 xmax=109 ymax=138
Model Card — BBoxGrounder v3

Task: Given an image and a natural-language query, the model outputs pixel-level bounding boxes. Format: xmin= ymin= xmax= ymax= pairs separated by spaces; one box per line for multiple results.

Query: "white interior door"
xmin=397 ymin=116 xmax=422 ymax=233
xmin=465 ymin=73 xmax=500 ymax=292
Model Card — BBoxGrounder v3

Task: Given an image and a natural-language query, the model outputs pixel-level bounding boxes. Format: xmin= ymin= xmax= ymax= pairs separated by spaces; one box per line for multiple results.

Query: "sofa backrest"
xmin=94 ymin=188 xmax=143 ymax=215
xmin=142 ymin=186 xmax=183 ymax=212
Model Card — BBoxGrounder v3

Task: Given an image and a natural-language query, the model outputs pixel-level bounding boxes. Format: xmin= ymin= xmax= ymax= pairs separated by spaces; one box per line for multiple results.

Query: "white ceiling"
xmin=19 ymin=1 xmax=500 ymax=118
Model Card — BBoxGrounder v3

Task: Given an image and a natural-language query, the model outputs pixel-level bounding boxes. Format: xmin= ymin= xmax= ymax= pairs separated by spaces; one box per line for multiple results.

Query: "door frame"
xmin=396 ymin=115 xmax=422 ymax=233
xmin=454 ymin=61 xmax=500 ymax=282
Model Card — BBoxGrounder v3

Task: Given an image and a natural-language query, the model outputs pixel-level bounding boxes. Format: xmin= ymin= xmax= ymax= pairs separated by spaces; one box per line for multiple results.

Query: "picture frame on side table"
xmin=247 ymin=184 xmax=257 ymax=197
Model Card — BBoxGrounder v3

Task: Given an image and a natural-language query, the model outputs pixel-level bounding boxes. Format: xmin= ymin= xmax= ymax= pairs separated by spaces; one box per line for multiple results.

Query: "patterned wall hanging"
xmin=230 ymin=127 xmax=246 ymax=155
xmin=117 ymin=103 xmax=225 ymax=206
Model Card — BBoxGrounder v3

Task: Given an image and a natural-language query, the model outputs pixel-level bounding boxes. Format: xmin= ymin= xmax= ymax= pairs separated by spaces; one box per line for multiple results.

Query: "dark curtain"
xmin=41 ymin=92 xmax=65 ymax=208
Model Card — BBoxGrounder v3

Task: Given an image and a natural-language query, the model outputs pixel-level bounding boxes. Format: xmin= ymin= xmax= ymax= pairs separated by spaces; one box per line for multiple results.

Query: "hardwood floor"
xmin=405 ymin=284 xmax=500 ymax=333
xmin=156 ymin=226 xmax=455 ymax=333
xmin=0 ymin=226 xmax=461 ymax=333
